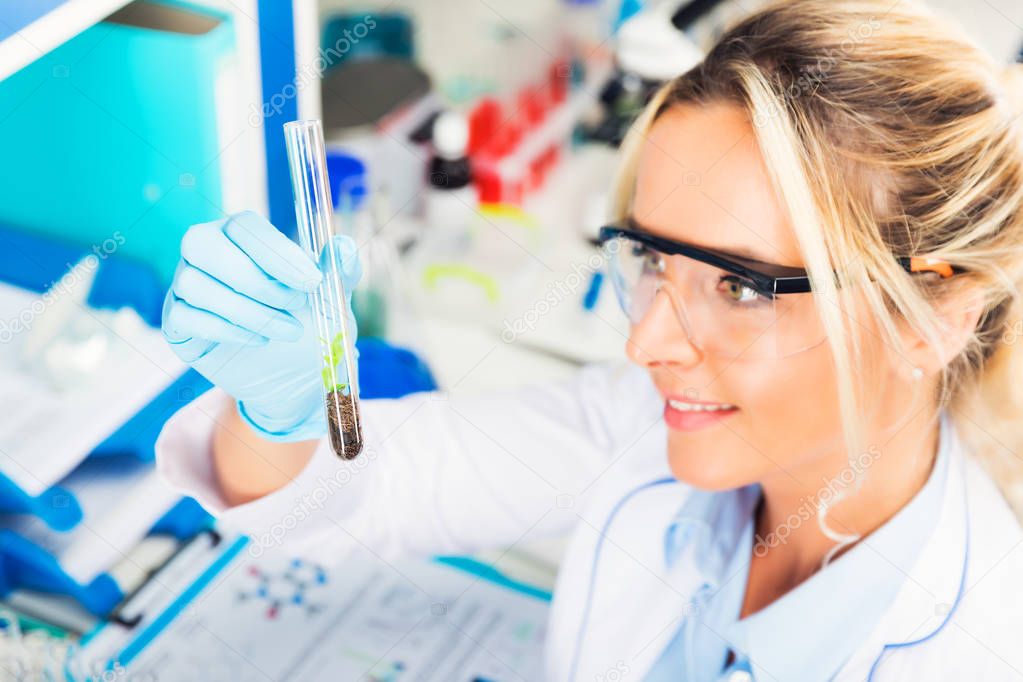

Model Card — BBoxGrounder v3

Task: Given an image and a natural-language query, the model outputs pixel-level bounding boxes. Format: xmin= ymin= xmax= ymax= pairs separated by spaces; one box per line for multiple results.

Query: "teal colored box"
xmin=0 ymin=1 xmax=235 ymax=287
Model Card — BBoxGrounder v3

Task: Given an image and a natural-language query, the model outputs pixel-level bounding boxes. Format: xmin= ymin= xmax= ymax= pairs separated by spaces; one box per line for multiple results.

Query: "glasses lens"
xmin=607 ymin=235 xmax=827 ymax=359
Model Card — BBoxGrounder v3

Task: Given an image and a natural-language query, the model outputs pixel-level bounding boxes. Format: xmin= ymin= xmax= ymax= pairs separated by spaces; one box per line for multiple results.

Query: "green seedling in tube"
xmin=284 ymin=120 xmax=363 ymax=459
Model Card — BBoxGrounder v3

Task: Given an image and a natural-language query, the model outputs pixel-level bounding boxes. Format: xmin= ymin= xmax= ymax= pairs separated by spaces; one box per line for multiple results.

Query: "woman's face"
xmin=626 ymin=102 xmax=909 ymax=491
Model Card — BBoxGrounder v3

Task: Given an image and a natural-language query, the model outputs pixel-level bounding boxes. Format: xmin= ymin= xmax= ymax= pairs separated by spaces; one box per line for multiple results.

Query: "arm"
xmin=156 ymin=362 xmax=662 ymax=563
xmin=157 ymin=211 xmax=663 ymax=561
xmin=211 ymin=400 xmax=318 ymax=506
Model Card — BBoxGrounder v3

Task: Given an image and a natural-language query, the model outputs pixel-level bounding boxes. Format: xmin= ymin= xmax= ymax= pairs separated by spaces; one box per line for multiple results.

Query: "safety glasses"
xmin=598 ymin=224 xmax=960 ymax=360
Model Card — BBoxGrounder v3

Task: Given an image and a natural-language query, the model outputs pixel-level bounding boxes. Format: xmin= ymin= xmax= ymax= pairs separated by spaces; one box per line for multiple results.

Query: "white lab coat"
xmin=156 ymin=363 xmax=1023 ymax=681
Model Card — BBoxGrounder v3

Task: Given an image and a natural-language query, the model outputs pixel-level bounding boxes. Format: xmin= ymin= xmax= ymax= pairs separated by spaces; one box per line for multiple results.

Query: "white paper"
xmin=121 ymin=552 xmax=549 ymax=682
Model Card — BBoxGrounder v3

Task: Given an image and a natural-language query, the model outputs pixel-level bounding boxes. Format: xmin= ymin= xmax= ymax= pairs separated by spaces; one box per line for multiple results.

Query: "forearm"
xmin=211 ymin=400 xmax=320 ymax=506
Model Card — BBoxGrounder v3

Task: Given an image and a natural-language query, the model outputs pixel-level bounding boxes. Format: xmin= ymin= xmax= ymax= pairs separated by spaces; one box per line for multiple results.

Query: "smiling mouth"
xmin=663 ymin=399 xmax=739 ymax=431
xmin=666 ymin=399 xmax=738 ymax=412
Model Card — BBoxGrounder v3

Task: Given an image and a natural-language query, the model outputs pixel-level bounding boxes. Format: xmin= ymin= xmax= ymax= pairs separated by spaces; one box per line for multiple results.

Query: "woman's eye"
xmin=635 ymin=246 xmax=665 ymax=274
xmin=719 ymin=276 xmax=771 ymax=305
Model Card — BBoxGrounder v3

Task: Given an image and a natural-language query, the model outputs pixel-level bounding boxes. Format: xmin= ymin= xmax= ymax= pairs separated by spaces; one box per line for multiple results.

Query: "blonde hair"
xmin=612 ymin=0 xmax=1023 ymax=516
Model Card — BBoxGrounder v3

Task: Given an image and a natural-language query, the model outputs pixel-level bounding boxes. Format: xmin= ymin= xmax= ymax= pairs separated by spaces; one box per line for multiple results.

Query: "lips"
xmin=662 ymin=398 xmax=739 ymax=431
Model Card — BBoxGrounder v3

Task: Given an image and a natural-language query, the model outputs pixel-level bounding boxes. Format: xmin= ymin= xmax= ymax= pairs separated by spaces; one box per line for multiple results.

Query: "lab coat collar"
xmin=570 ymin=479 xmax=711 ymax=679
xmin=839 ymin=409 xmax=971 ymax=679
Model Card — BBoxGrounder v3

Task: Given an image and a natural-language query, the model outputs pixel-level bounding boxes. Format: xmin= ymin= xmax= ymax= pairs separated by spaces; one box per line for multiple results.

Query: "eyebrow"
xmin=626 ymin=217 xmax=790 ymax=269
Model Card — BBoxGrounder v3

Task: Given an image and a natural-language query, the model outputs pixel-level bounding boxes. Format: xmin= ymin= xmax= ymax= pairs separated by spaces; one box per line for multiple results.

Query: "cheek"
xmin=665 ymin=345 xmax=845 ymax=490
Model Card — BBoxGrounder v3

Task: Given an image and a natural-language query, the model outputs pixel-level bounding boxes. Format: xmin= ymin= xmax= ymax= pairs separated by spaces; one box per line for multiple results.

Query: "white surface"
xmin=0 ymin=0 xmax=132 ymax=82
xmin=0 ymin=282 xmax=185 ymax=495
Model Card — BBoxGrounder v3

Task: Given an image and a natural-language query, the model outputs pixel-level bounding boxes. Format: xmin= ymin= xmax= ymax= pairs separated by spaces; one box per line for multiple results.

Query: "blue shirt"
xmin=645 ymin=412 xmax=952 ymax=681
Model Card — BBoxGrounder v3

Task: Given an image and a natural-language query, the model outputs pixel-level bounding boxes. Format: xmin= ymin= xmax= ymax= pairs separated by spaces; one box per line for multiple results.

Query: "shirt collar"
xmin=664 ymin=483 xmax=760 ymax=580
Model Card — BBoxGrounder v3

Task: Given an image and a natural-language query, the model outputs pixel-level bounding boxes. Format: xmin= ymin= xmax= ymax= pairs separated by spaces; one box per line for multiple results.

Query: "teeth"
xmin=668 ymin=399 xmax=735 ymax=412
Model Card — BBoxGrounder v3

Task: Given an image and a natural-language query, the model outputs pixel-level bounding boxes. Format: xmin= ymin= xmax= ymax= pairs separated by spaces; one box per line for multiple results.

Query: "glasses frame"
xmin=597 ymin=224 xmax=962 ymax=298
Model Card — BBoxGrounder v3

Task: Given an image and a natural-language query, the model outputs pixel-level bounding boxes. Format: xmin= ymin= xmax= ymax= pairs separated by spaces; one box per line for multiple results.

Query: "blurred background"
xmin=0 ymin=0 xmax=1019 ymax=678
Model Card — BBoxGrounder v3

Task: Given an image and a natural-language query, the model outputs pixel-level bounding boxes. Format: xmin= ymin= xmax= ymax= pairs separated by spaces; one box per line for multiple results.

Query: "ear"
xmin=899 ymin=280 xmax=985 ymax=380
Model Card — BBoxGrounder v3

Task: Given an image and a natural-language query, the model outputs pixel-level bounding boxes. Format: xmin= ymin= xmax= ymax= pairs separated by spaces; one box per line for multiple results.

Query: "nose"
xmin=626 ymin=285 xmax=703 ymax=369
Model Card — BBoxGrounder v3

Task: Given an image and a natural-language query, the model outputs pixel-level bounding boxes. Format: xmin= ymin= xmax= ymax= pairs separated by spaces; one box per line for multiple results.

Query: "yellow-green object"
xmin=422 ymin=264 xmax=501 ymax=304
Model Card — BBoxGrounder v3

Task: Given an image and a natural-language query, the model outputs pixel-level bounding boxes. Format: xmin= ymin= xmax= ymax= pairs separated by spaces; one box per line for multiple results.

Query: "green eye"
xmin=720 ymin=276 xmax=771 ymax=304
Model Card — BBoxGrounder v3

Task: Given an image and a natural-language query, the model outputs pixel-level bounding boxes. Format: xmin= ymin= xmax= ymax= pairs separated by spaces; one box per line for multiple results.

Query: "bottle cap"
xmin=433 ymin=111 xmax=469 ymax=161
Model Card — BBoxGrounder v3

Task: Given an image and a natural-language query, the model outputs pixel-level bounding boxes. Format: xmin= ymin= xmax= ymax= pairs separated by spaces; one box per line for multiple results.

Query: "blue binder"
xmin=0 ymin=498 xmax=212 ymax=617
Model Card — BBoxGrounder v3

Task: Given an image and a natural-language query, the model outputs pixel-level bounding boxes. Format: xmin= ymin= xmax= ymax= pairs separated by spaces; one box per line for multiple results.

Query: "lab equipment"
xmin=326 ymin=151 xmax=395 ymax=339
xmin=425 ymin=111 xmax=476 ymax=250
xmin=583 ymin=2 xmax=703 ymax=146
xmin=470 ymin=57 xmax=601 ymax=205
xmin=320 ymin=12 xmax=415 ymax=65
xmin=0 ymin=0 xmax=260 ymax=287
xmin=321 ymin=67 xmax=439 ymax=226
xmin=285 ymin=120 xmax=364 ymax=460
xmin=0 ymin=608 xmax=78 ymax=682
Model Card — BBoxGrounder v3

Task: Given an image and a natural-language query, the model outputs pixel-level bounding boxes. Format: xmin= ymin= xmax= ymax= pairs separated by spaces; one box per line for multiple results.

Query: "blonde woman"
xmin=157 ymin=1 xmax=1023 ymax=679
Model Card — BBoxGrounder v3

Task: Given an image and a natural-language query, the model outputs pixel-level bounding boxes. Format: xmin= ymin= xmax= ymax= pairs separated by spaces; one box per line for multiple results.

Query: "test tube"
xmin=284 ymin=120 xmax=364 ymax=460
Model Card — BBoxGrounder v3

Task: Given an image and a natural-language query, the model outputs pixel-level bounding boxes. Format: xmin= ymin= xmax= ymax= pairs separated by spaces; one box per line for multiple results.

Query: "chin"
xmin=666 ymin=436 xmax=753 ymax=492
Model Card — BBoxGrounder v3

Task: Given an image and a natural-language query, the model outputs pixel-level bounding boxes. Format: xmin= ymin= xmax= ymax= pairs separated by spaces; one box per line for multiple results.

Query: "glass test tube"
xmin=284 ymin=120 xmax=364 ymax=460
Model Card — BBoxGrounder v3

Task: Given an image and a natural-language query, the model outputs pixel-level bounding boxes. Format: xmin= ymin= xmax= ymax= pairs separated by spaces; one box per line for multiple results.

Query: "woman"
xmin=157 ymin=1 xmax=1023 ymax=679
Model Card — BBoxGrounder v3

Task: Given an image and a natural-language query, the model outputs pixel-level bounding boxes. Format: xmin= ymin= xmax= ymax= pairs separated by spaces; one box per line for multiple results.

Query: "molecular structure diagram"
xmin=236 ymin=558 xmax=328 ymax=619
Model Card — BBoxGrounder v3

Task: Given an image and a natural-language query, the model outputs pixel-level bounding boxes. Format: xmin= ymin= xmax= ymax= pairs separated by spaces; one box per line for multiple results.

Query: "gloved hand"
xmin=161 ymin=210 xmax=361 ymax=441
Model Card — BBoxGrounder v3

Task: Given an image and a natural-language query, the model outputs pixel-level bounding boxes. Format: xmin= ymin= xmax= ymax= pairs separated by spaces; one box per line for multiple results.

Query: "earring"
xmin=911 ymin=367 xmax=924 ymax=381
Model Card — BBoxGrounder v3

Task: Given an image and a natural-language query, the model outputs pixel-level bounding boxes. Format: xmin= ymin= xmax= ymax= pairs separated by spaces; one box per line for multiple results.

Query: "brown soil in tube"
xmin=325 ymin=390 xmax=363 ymax=460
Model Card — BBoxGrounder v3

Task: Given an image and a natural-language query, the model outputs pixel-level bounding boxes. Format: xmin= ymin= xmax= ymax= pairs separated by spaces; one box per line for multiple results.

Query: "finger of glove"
xmin=323 ymin=234 xmax=363 ymax=294
xmin=166 ymin=336 xmax=218 ymax=364
xmin=171 ymin=262 xmax=304 ymax=342
xmin=181 ymin=218 xmax=311 ymax=312
xmin=163 ymin=294 xmax=269 ymax=346
xmin=222 ymin=211 xmax=322 ymax=292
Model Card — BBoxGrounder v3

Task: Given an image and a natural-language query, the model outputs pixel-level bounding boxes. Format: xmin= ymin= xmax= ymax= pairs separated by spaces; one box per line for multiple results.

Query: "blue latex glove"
xmin=161 ymin=211 xmax=361 ymax=441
